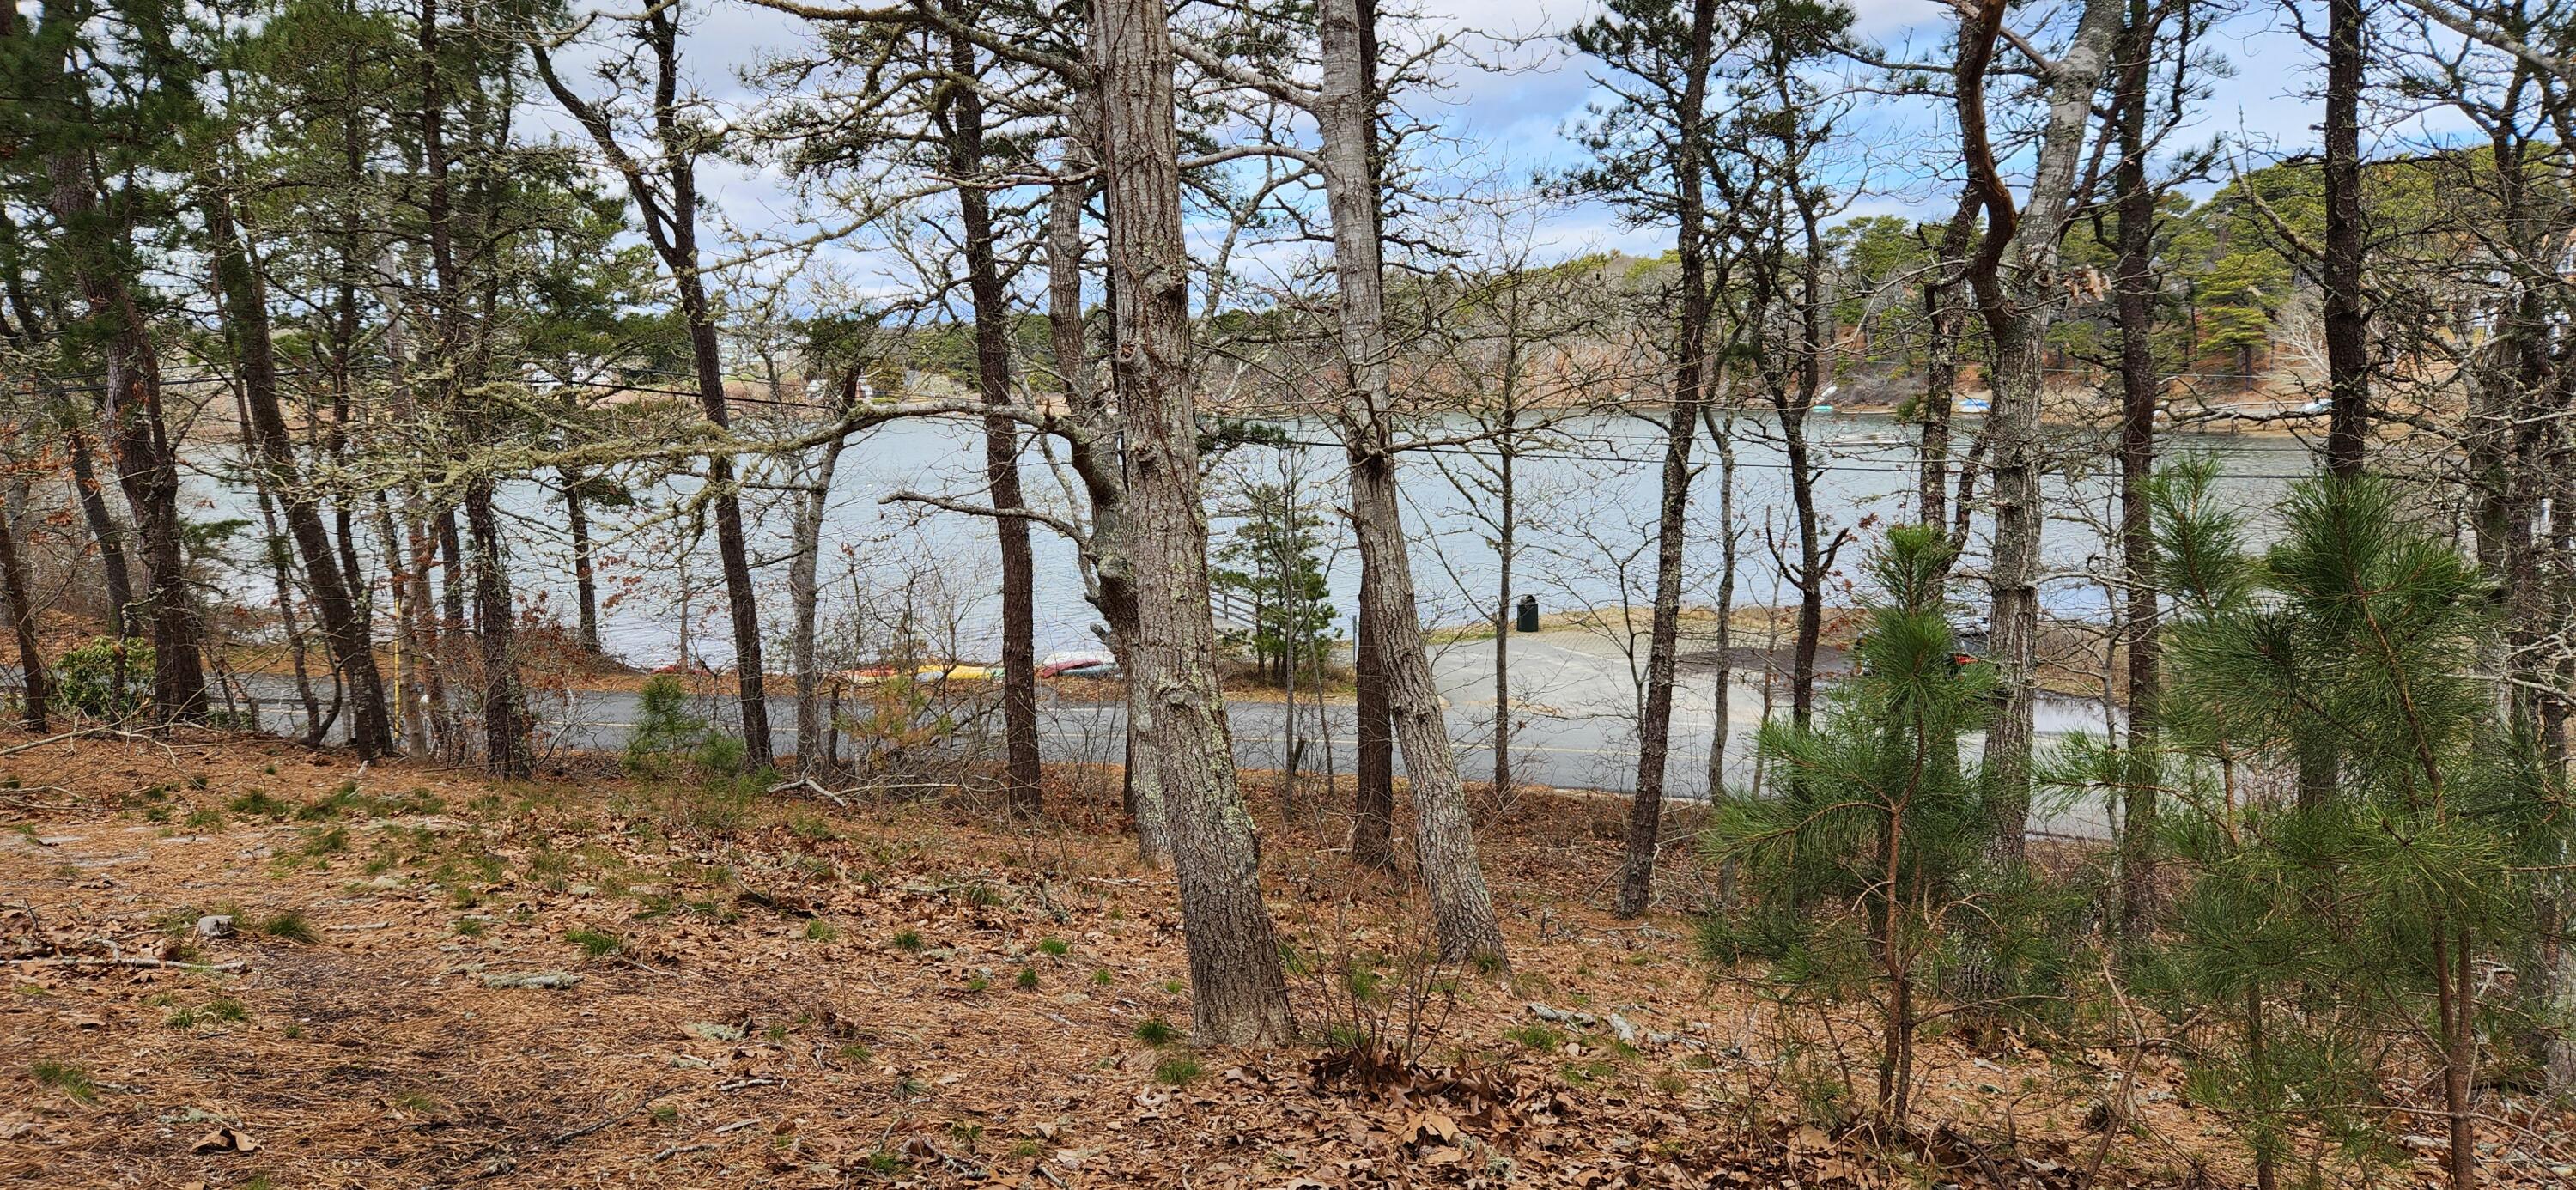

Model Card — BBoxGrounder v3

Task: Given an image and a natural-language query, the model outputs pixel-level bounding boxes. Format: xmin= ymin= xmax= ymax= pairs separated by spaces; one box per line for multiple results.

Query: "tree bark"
xmin=0 ymin=495 xmax=46 ymax=731
xmin=790 ymin=378 xmax=852 ymax=774
xmin=43 ymin=146 xmax=207 ymax=721
xmin=2322 ymin=0 xmax=2371 ymax=478
xmin=1351 ymin=563 xmax=1395 ymax=871
xmin=204 ymin=182 xmax=397 ymax=758
xmin=2110 ymin=0 xmax=2162 ymax=937
xmin=562 ymin=469 xmax=602 ymax=655
xmin=1917 ymin=193 xmax=1979 ymax=537
xmin=1317 ymin=0 xmax=1507 ymax=962
xmin=1091 ymin=0 xmax=1292 ymax=1042
xmin=532 ymin=14 xmax=771 ymax=770
xmin=61 ymin=422 xmax=136 ymax=637
xmin=1955 ymin=0 xmax=2123 ymax=859
xmin=944 ymin=17 xmax=1043 ymax=818
xmin=1615 ymin=0 xmax=1719 ymax=921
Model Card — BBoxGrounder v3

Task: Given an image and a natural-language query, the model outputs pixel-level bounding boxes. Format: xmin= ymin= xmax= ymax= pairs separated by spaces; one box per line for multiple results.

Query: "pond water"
xmin=181 ymin=409 xmax=2313 ymax=670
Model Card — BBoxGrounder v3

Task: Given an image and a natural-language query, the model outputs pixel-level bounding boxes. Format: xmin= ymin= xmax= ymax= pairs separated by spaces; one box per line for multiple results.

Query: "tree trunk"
xmin=945 ymin=20 xmax=1043 ymax=818
xmin=45 ymin=149 xmax=206 ymax=722
xmin=1701 ymin=410 xmax=1739 ymax=802
xmin=532 ymin=16 xmax=770 ymax=769
xmin=2110 ymin=0 xmax=2162 ymax=938
xmin=1492 ymin=443 xmax=1514 ymax=799
xmin=1043 ymin=128 xmax=1170 ymax=863
xmin=1955 ymin=0 xmax=2123 ymax=860
xmin=1617 ymin=0 xmax=1716 ymax=921
xmin=1091 ymin=0 xmax=1293 ymax=1042
xmin=0 ymin=497 xmax=47 ymax=731
xmin=204 ymin=182 xmax=397 ymax=757
xmin=1318 ymin=0 xmax=1507 ymax=962
xmin=61 ymin=422 xmax=136 ymax=637
xmin=464 ymin=481 xmax=528 ymax=777
xmin=2322 ymin=0 xmax=2370 ymax=478
xmin=790 ymin=379 xmax=851 ymax=775
xmin=1917 ymin=194 xmax=1978 ymax=537
xmin=562 ymin=469 xmax=602 ymax=655
xmin=1352 ymin=563 xmax=1395 ymax=871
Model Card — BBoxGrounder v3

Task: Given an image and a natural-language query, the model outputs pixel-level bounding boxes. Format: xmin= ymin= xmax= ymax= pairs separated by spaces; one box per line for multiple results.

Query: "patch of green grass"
xmin=182 ymin=809 xmax=225 ymax=830
xmin=204 ymin=998 xmax=248 ymax=1023
xmin=860 ymin=1148 xmax=908 ymax=1174
xmin=1036 ymin=937 xmax=1070 ymax=958
xmin=1151 ymin=1054 xmax=1202 ymax=1085
xmin=804 ymin=919 xmax=839 ymax=943
xmin=252 ymin=909 xmax=317 ymax=944
xmin=1131 ymin=1017 xmax=1178 ymax=1047
xmin=650 ymin=1103 xmax=678 ymax=1126
xmin=1504 ymin=1023 xmax=1564 ymax=1051
xmin=392 ymin=1090 xmax=440 ymax=1113
xmin=228 ymin=789 xmax=291 ymax=818
xmin=164 ymin=1007 xmax=199 ymax=1029
xmin=1009 ymin=1138 xmax=1043 ymax=1160
xmin=1015 ymin=966 xmax=1039 ymax=990
xmin=892 ymin=929 xmax=925 ymax=952
xmin=836 ymin=1042 xmax=872 ymax=1064
xmin=30 ymin=1061 xmax=94 ymax=1103
xmin=564 ymin=928 xmax=622 ymax=958
xmin=1092 ymin=968 xmax=1113 ymax=987
xmin=1161 ymin=979 xmax=1184 ymax=995
xmin=963 ymin=973 xmax=992 ymax=994
xmin=785 ymin=813 xmax=838 ymax=841
xmin=960 ymin=883 xmax=1003 ymax=908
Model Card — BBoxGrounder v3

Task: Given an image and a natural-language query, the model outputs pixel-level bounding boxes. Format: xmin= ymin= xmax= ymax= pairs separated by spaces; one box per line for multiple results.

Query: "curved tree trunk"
xmin=204 ymin=182 xmax=396 ymax=757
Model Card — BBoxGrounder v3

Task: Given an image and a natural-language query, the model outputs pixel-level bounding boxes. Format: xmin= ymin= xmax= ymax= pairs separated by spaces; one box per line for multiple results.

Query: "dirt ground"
xmin=1 ymin=728 xmax=2569 ymax=1187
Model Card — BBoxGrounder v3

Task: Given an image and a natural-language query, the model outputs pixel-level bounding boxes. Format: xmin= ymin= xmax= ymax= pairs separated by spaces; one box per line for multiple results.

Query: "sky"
xmin=539 ymin=0 xmax=2379 ymax=303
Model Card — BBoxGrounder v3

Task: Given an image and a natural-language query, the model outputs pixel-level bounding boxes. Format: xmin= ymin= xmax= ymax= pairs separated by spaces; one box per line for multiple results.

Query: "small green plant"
xmin=454 ymin=918 xmax=488 ymax=938
xmin=204 ymin=998 xmax=248 ymax=1023
xmin=1151 ymin=1053 xmax=1202 ymax=1085
xmin=1160 ymin=979 xmax=1184 ymax=995
xmin=1131 ymin=1017 xmax=1177 ymax=1046
xmin=649 ymin=1103 xmax=679 ymax=1126
xmin=1015 ymin=966 xmax=1039 ymax=990
xmin=253 ymin=910 xmax=317 ymax=944
xmin=837 ymin=1042 xmax=872 ymax=1064
xmin=165 ymin=1007 xmax=199 ymax=1029
xmin=1504 ymin=1023 xmax=1564 ymax=1052
xmin=805 ymin=919 xmax=840 ymax=943
xmin=963 ymin=973 xmax=992 ymax=993
xmin=1036 ymin=937 xmax=1070 ymax=958
xmin=564 ymin=928 xmax=622 ymax=958
xmin=1091 ymin=968 xmax=1113 ymax=987
xmin=892 ymin=929 xmax=925 ymax=952
xmin=960 ymin=883 xmax=1003 ymax=908
xmin=228 ymin=789 xmax=290 ymax=818
xmin=30 ymin=1061 xmax=94 ymax=1103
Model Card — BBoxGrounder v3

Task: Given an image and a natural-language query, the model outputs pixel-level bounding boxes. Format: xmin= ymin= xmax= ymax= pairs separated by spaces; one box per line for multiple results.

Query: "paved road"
xmin=181 ymin=625 xmax=2121 ymax=837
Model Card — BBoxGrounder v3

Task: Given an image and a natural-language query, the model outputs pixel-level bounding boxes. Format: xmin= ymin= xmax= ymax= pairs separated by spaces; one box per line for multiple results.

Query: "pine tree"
xmin=2135 ymin=464 xmax=2565 ymax=1190
xmin=1707 ymin=525 xmax=2008 ymax=1126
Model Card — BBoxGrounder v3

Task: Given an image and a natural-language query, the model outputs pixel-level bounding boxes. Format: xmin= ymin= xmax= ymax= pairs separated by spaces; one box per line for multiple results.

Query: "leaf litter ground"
xmin=1 ymin=728 xmax=2568 ymax=1187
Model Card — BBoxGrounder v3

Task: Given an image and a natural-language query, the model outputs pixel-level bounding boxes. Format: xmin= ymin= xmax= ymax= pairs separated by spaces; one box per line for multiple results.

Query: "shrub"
xmin=53 ymin=637 xmax=153 ymax=719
